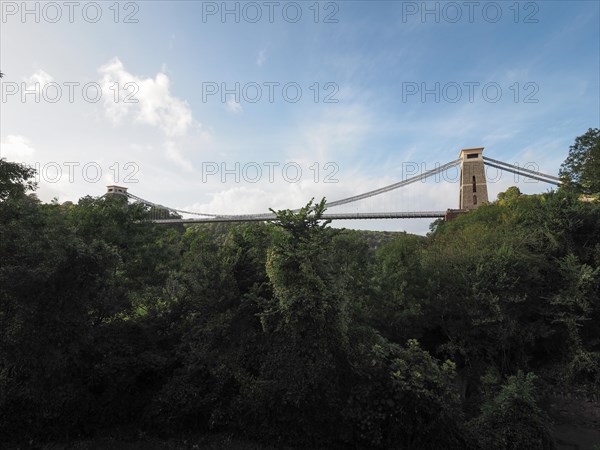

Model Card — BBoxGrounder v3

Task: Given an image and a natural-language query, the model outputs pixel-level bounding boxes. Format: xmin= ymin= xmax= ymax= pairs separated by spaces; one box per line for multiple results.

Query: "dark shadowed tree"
xmin=0 ymin=158 xmax=37 ymax=201
xmin=559 ymin=128 xmax=600 ymax=194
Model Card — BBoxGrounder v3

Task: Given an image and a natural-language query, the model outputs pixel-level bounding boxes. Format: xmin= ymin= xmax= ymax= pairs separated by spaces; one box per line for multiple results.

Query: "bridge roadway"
xmin=151 ymin=211 xmax=447 ymax=224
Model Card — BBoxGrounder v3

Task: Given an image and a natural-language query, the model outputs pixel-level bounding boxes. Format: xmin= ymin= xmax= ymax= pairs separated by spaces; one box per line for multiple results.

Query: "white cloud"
xmin=165 ymin=141 xmax=193 ymax=172
xmin=256 ymin=49 xmax=267 ymax=66
xmin=0 ymin=135 xmax=36 ymax=163
xmin=20 ymin=70 xmax=54 ymax=98
xmin=98 ymin=58 xmax=193 ymax=137
xmin=182 ymin=185 xmax=324 ymax=216
xmin=24 ymin=69 xmax=53 ymax=87
xmin=287 ymin=105 xmax=372 ymax=162
xmin=226 ymin=99 xmax=243 ymax=114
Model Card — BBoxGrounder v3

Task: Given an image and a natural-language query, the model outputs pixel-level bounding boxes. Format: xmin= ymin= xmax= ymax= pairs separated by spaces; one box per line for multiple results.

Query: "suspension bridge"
xmin=105 ymin=148 xmax=561 ymax=224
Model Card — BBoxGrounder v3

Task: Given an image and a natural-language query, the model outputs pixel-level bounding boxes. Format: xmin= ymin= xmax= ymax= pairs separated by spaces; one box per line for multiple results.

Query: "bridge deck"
xmin=124 ymin=156 xmax=560 ymax=224
xmin=151 ymin=211 xmax=446 ymax=224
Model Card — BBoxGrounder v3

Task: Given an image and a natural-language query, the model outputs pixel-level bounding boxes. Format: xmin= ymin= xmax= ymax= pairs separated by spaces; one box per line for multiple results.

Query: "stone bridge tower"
xmin=106 ymin=185 xmax=128 ymax=197
xmin=459 ymin=147 xmax=488 ymax=210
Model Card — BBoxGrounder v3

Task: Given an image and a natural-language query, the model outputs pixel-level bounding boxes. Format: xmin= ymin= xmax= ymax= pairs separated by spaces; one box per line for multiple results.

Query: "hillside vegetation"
xmin=1 ymin=130 xmax=599 ymax=449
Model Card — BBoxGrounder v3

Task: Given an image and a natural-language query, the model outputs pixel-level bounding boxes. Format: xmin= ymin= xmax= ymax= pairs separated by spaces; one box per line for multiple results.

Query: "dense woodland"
xmin=1 ymin=129 xmax=599 ymax=449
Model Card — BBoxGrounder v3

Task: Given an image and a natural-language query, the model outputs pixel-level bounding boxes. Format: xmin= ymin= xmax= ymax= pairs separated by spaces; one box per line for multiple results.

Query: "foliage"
xmin=559 ymin=128 xmax=600 ymax=194
xmin=1 ymin=130 xmax=599 ymax=447
xmin=0 ymin=158 xmax=37 ymax=201
xmin=497 ymin=186 xmax=521 ymax=204
xmin=469 ymin=372 xmax=556 ymax=449
xmin=343 ymin=333 xmax=470 ymax=449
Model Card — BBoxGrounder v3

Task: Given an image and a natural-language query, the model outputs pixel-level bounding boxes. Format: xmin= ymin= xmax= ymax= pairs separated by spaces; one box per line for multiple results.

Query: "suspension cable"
xmin=483 ymin=161 xmax=561 ymax=185
xmin=326 ymin=158 xmax=461 ymax=208
xmin=483 ymin=156 xmax=561 ymax=182
xmin=126 ymin=193 xmax=223 ymax=217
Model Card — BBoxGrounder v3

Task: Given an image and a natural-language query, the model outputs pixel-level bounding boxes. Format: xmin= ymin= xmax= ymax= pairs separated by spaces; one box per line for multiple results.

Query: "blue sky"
xmin=1 ymin=1 xmax=599 ymax=233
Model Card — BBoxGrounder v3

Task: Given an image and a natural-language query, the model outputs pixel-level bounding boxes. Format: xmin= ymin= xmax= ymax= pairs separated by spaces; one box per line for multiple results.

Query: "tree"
xmin=370 ymin=233 xmax=427 ymax=343
xmin=253 ymin=198 xmax=350 ymax=443
xmin=550 ymin=253 xmax=600 ymax=387
xmin=469 ymin=372 xmax=555 ymax=449
xmin=497 ymin=186 xmax=522 ymax=204
xmin=0 ymin=158 xmax=37 ymax=201
xmin=559 ymin=128 xmax=600 ymax=194
xmin=0 ymin=163 xmax=122 ymax=441
xmin=264 ymin=197 xmax=337 ymax=330
xmin=343 ymin=336 xmax=470 ymax=449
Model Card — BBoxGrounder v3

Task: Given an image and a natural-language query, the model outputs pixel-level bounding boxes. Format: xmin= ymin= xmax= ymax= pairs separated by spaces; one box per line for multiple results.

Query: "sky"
xmin=1 ymin=0 xmax=599 ymax=234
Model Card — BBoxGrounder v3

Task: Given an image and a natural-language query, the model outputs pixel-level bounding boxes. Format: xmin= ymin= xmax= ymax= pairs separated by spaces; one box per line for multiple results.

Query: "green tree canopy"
xmin=0 ymin=158 xmax=37 ymax=201
xmin=497 ymin=186 xmax=522 ymax=204
xmin=559 ymin=128 xmax=600 ymax=194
